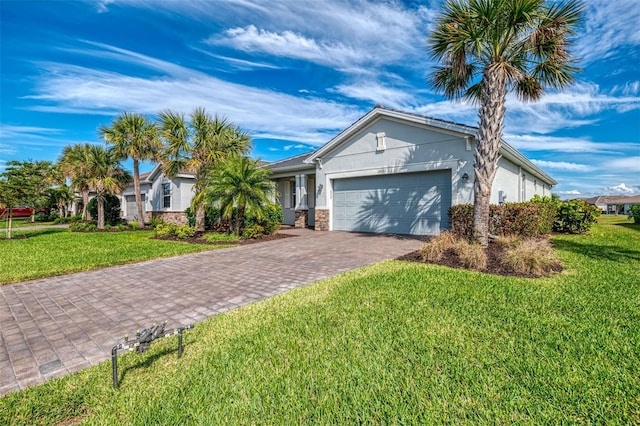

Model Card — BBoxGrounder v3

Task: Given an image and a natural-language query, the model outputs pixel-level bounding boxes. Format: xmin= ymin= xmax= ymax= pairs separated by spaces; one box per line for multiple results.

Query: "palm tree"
xmin=85 ymin=145 xmax=131 ymax=229
xmin=100 ymin=112 xmax=162 ymax=228
xmin=159 ymin=107 xmax=251 ymax=231
xmin=428 ymin=0 xmax=583 ymax=245
xmin=59 ymin=144 xmax=94 ymax=220
xmin=197 ymin=155 xmax=275 ymax=235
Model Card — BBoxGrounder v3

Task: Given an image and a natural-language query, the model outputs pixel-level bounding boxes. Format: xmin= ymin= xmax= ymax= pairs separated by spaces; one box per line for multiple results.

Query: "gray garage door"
xmin=333 ymin=170 xmax=451 ymax=235
xmin=125 ymin=194 xmax=145 ymax=220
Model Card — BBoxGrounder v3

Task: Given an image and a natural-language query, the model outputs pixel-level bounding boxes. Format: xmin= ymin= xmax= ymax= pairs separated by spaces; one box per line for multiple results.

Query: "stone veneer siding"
xmin=152 ymin=211 xmax=189 ymax=225
xmin=314 ymin=209 xmax=329 ymax=231
xmin=294 ymin=209 xmax=308 ymax=228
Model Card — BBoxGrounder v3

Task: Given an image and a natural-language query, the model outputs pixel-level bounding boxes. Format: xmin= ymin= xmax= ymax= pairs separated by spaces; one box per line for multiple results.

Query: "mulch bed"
xmin=396 ymin=239 xmax=563 ymax=279
xmin=153 ymin=232 xmax=295 ymax=245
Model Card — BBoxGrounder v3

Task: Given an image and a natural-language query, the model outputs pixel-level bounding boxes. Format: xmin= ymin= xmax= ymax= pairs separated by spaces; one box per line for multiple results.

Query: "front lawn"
xmin=0 ymin=229 xmax=224 ymax=284
xmin=1 ymin=218 xmax=638 ymax=424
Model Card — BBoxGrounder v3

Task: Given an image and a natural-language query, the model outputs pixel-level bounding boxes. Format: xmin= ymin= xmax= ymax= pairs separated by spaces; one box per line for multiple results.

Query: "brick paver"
xmin=0 ymin=228 xmax=422 ymax=395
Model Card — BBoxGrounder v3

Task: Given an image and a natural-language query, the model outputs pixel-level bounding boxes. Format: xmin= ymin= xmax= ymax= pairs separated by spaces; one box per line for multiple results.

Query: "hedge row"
xmin=449 ymin=197 xmax=599 ymax=239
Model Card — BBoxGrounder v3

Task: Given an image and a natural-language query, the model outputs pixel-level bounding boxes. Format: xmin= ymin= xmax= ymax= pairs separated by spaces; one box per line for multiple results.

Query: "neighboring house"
xmin=120 ymin=164 xmax=195 ymax=224
xmin=268 ymin=106 xmax=556 ymax=236
xmin=584 ymin=195 xmax=640 ymax=214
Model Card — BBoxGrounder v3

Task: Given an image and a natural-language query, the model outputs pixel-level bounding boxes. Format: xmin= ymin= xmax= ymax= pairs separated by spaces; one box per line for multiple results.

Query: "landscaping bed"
xmin=153 ymin=231 xmax=295 ymax=245
xmin=397 ymin=236 xmax=564 ymax=278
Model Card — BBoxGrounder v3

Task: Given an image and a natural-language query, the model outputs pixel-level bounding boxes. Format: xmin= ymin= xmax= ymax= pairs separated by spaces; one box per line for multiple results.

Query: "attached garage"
xmin=332 ymin=170 xmax=451 ymax=235
xmin=125 ymin=194 xmax=145 ymax=220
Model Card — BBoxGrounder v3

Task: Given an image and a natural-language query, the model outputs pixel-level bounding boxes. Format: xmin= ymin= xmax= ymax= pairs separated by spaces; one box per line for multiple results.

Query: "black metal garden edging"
xmin=111 ymin=321 xmax=193 ymax=389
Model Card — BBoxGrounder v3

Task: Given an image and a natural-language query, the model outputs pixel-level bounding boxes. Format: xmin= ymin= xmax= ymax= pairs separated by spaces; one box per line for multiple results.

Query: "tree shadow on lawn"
xmin=552 ymin=239 xmax=640 ymax=263
xmin=615 ymin=222 xmax=640 ymax=233
xmin=0 ymin=228 xmax=65 ymax=239
xmin=117 ymin=346 xmax=178 ymax=388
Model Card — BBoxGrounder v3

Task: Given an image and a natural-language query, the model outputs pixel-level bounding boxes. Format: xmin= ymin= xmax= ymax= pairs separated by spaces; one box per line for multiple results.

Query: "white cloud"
xmin=530 ymin=160 xmax=593 ymax=172
xmin=332 ymin=82 xmax=416 ymax=109
xmin=25 ymin=57 xmax=362 ymax=145
xmin=205 ymin=0 xmax=433 ymax=73
xmin=504 ymin=134 xmax=637 ymax=154
xmin=605 ymin=183 xmax=636 ymax=194
xmin=555 ymin=189 xmax=583 ymax=196
xmin=602 ymin=156 xmax=640 ymax=172
xmin=577 ymin=0 xmax=640 ymax=64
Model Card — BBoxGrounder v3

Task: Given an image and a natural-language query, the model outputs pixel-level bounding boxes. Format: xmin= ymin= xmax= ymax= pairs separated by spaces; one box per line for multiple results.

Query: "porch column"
xmin=294 ymin=174 xmax=308 ymax=228
xmin=296 ymin=174 xmax=308 ymax=210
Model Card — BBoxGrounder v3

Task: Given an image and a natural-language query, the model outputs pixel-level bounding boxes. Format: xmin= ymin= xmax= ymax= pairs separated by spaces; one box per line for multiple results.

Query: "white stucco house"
xmin=120 ymin=164 xmax=195 ymax=224
xmin=268 ymin=106 xmax=556 ymax=236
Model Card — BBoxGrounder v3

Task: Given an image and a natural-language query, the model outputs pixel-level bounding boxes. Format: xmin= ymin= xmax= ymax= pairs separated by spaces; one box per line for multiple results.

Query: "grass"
xmin=0 ymin=217 xmax=56 ymax=229
xmin=0 ymin=229 xmax=224 ymax=284
xmin=1 ymin=217 xmax=639 ymax=424
xmin=203 ymin=232 xmax=241 ymax=243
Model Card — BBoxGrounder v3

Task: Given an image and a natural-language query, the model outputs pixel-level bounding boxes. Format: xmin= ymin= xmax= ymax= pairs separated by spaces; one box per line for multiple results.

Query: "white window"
xmin=163 ymin=183 xmax=171 ymax=208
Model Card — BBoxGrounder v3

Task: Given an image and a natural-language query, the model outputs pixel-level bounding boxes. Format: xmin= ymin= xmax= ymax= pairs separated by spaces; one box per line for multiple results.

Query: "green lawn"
xmin=0 ymin=229 xmax=223 ymax=284
xmin=1 ymin=218 xmax=639 ymax=424
xmin=0 ymin=217 xmax=56 ymax=229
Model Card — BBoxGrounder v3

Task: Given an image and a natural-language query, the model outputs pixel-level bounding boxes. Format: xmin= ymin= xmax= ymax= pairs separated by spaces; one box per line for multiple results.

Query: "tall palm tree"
xmin=197 ymin=155 xmax=275 ymax=235
xmin=428 ymin=0 xmax=583 ymax=245
xmin=85 ymin=145 xmax=131 ymax=229
xmin=59 ymin=144 xmax=94 ymax=220
xmin=100 ymin=112 xmax=162 ymax=228
xmin=159 ymin=107 xmax=251 ymax=231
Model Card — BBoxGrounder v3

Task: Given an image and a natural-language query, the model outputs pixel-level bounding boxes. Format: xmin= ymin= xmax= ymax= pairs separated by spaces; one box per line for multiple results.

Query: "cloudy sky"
xmin=1 ymin=0 xmax=638 ymax=197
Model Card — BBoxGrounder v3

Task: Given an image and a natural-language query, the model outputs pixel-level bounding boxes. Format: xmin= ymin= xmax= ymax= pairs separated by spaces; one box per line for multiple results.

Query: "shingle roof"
xmin=585 ymin=195 xmax=640 ymax=204
xmin=265 ymin=152 xmax=315 ymax=171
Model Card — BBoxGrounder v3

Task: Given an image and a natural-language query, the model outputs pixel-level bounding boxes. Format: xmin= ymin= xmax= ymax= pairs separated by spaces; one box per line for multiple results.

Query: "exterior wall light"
xmin=462 ymin=172 xmax=469 ymax=182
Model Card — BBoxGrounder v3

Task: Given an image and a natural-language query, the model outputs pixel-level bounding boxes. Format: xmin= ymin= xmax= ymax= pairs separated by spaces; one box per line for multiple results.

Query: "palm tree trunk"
xmin=133 ymin=159 xmax=144 ymax=228
xmin=82 ymin=190 xmax=89 ymax=220
xmin=97 ymin=195 xmax=105 ymax=229
xmin=236 ymin=206 xmax=245 ymax=236
xmin=195 ymin=204 xmax=206 ymax=232
xmin=472 ymin=68 xmax=506 ymax=246
xmin=7 ymin=212 xmax=13 ymax=240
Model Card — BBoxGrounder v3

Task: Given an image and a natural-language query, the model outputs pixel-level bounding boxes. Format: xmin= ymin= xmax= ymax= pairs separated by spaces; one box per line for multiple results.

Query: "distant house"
xmin=584 ymin=195 xmax=640 ymax=214
xmin=267 ymin=106 xmax=556 ymax=236
xmin=120 ymin=164 xmax=195 ymax=225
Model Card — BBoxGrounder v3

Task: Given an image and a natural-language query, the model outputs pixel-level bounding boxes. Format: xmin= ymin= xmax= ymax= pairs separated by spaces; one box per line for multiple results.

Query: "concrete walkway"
xmin=0 ymin=229 xmax=422 ymax=395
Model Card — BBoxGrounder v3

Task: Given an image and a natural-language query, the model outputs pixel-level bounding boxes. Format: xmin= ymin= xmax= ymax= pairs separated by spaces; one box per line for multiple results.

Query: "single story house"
xmin=584 ymin=195 xmax=640 ymax=214
xmin=120 ymin=165 xmax=195 ymax=224
xmin=268 ymin=106 xmax=556 ymax=236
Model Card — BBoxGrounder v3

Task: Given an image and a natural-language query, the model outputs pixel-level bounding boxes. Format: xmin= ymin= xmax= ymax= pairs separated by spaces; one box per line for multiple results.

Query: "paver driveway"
xmin=0 ymin=229 xmax=422 ymax=395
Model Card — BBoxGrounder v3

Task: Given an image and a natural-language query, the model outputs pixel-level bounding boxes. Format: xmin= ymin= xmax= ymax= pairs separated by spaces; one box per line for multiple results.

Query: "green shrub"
xmin=129 ymin=221 xmax=139 ymax=230
xmin=175 ymin=225 xmax=195 ymax=239
xmin=185 ymin=207 xmax=221 ymax=229
xmin=243 ymin=203 xmax=283 ymax=236
xmin=154 ymin=223 xmax=177 ymax=237
xmin=117 ymin=224 xmax=128 ymax=231
xmin=37 ymin=211 xmax=52 ymax=222
xmin=553 ymin=199 xmax=599 ymax=234
xmin=242 ymin=224 xmax=265 ymax=239
xmin=86 ymin=223 xmax=97 ymax=232
xmin=104 ymin=224 xmax=112 ymax=231
xmin=88 ymin=194 xmax=122 ymax=226
xmin=449 ymin=202 xmax=555 ymax=239
xmin=149 ymin=216 xmax=164 ymax=228
xmin=628 ymin=205 xmax=640 ymax=224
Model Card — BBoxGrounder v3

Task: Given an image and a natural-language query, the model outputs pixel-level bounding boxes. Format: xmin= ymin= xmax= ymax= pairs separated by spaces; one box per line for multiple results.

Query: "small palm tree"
xmin=59 ymin=144 xmax=94 ymax=220
xmin=159 ymin=108 xmax=251 ymax=231
xmin=428 ymin=0 xmax=583 ymax=245
xmin=85 ymin=145 xmax=131 ymax=229
xmin=197 ymin=155 xmax=275 ymax=235
xmin=100 ymin=112 xmax=162 ymax=228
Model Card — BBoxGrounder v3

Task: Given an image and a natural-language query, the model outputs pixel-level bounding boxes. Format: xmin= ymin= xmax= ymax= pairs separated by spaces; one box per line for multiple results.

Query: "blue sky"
xmin=1 ymin=0 xmax=638 ymax=197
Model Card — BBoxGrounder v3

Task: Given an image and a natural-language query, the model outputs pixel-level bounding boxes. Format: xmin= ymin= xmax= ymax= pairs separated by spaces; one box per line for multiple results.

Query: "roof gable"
xmin=305 ymin=106 xmax=556 ymax=186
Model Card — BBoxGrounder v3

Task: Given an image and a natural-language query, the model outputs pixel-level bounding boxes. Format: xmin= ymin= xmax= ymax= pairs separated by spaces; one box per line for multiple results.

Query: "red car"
xmin=0 ymin=206 xmax=45 ymax=218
